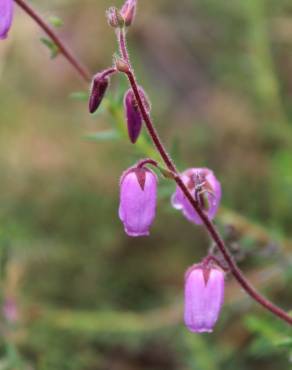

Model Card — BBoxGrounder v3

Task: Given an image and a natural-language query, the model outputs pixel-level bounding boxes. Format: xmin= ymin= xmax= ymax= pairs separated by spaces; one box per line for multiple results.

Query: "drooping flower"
xmin=89 ymin=72 xmax=109 ymax=114
xmin=119 ymin=166 xmax=157 ymax=237
xmin=184 ymin=264 xmax=225 ymax=333
xmin=123 ymin=87 xmax=150 ymax=144
xmin=0 ymin=0 xmax=13 ymax=40
xmin=171 ymin=168 xmax=221 ymax=224
xmin=120 ymin=0 xmax=137 ymax=27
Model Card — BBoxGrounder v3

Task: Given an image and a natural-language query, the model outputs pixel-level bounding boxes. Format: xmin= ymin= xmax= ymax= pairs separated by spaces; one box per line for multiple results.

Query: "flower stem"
xmin=137 ymin=158 xmax=158 ymax=169
xmin=118 ymin=28 xmax=130 ymax=64
xmin=14 ymin=0 xmax=91 ymax=83
xmin=118 ymin=28 xmax=292 ymax=325
xmin=100 ymin=67 xmax=117 ymax=79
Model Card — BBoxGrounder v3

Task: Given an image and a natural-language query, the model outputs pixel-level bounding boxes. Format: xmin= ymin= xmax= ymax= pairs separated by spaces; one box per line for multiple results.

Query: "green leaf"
xmin=84 ymin=130 xmax=120 ymax=142
xmin=69 ymin=91 xmax=89 ymax=101
xmin=40 ymin=37 xmax=60 ymax=59
xmin=274 ymin=337 xmax=292 ymax=348
xmin=157 ymin=165 xmax=176 ymax=179
xmin=49 ymin=16 xmax=64 ymax=28
xmin=245 ymin=315 xmax=282 ymax=341
xmin=245 ymin=315 xmax=292 ymax=353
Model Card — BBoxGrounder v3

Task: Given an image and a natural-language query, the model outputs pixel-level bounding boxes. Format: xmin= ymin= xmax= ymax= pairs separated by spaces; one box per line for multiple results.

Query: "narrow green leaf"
xmin=275 ymin=337 xmax=292 ymax=348
xmin=49 ymin=16 xmax=64 ymax=28
xmin=40 ymin=37 xmax=60 ymax=59
xmin=69 ymin=91 xmax=89 ymax=101
xmin=157 ymin=165 xmax=176 ymax=179
xmin=84 ymin=130 xmax=120 ymax=142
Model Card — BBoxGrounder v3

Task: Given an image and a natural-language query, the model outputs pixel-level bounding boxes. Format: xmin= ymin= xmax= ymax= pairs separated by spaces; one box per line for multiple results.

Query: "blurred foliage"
xmin=0 ymin=0 xmax=292 ymax=369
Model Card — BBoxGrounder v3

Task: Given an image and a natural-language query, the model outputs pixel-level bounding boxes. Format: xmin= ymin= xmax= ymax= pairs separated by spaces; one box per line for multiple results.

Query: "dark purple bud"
xmin=89 ymin=73 xmax=109 ymax=114
xmin=119 ymin=166 xmax=157 ymax=237
xmin=123 ymin=87 xmax=150 ymax=144
xmin=0 ymin=0 xmax=13 ymax=40
xmin=106 ymin=7 xmax=124 ymax=28
xmin=184 ymin=264 xmax=225 ymax=333
xmin=120 ymin=0 xmax=137 ymax=27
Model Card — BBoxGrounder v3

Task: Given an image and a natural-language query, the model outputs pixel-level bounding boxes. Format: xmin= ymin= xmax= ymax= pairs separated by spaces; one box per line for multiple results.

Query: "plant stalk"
xmin=118 ymin=27 xmax=292 ymax=325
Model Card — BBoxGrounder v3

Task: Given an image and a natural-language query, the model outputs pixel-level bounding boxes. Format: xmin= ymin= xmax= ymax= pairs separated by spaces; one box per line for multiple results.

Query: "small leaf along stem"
xmin=117 ymin=28 xmax=292 ymax=325
xmin=14 ymin=0 xmax=91 ymax=83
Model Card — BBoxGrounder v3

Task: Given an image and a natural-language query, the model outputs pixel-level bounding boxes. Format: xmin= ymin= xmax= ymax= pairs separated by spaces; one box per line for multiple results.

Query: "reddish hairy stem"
xmin=118 ymin=29 xmax=292 ymax=325
xmin=137 ymin=158 xmax=158 ymax=169
xmin=14 ymin=0 xmax=91 ymax=83
xmin=118 ymin=28 xmax=130 ymax=64
xmin=100 ymin=67 xmax=117 ymax=79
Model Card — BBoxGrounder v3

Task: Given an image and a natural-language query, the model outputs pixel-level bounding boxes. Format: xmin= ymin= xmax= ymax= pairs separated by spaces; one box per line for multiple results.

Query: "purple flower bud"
xmin=124 ymin=87 xmax=150 ymax=144
xmin=106 ymin=7 xmax=125 ymax=28
xmin=120 ymin=0 xmax=137 ymax=27
xmin=171 ymin=168 xmax=221 ymax=224
xmin=0 ymin=0 xmax=13 ymax=40
xmin=119 ymin=166 xmax=157 ymax=237
xmin=184 ymin=264 xmax=225 ymax=333
xmin=89 ymin=73 xmax=109 ymax=114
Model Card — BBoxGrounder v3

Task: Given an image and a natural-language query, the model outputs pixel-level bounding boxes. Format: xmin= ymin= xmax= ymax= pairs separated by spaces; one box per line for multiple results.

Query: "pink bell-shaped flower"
xmin=184 ymin=264 xmax=225 ymax=333
xmin=119 ymin=166 xmax=157 ymax=237
xmin=0 ymin=0 xmax=13 ymax=40
xmin=171 ymin=168 xmax=221 ymax=224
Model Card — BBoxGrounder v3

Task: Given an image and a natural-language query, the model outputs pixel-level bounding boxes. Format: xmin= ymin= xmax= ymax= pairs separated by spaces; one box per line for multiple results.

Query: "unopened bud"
xmin=106 ymin=7 xmax=124 ymax=28
xmin=89 ymin=73 xmax=109 ymax=114
xmin=124 ymin=87 xmax=150 ymax=144
xmin=120 ymin=0 xmax=137 ymax=27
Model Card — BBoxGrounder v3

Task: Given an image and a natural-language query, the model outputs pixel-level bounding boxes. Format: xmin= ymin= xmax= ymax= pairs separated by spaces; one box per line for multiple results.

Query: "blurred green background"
xmin=0 ymin=0 xmax=292 ymax=369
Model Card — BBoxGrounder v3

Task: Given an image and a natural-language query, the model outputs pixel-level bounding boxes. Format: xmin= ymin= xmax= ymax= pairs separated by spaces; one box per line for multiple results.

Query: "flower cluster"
xmin=88 ymin=0 xmax=225 ymax=332
xmin=119 ymin=166 xmax=221 ymax=237
xmin=1 ymin=0 xmax=289 ymax=334
xmin=118 ymin=163 xmax=224 ymax=332
xmin=1 ymin=0 xmax=226 ymax=334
